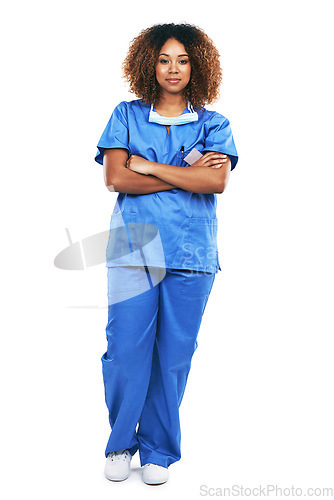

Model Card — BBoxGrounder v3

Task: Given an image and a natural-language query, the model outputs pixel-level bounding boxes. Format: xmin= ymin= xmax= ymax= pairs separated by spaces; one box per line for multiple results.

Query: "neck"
xmin=156 ymin=92 xmax=187 ymax=111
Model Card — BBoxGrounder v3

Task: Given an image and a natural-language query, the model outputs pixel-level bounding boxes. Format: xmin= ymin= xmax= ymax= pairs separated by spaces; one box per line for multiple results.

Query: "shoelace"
xmin=108 ymin=449 xmax=130 ymax=462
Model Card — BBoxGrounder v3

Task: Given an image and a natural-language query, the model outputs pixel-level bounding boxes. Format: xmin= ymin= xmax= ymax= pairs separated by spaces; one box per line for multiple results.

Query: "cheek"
xmin=155 ymin=66 xmax=165 ymax=81
xmin=184 ymin=63 xmax=191 ymax=74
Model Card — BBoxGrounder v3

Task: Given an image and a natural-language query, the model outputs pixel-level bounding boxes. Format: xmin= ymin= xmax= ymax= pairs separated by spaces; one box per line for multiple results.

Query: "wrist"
xmin=147 ymin=160 xmax=158 ymax=175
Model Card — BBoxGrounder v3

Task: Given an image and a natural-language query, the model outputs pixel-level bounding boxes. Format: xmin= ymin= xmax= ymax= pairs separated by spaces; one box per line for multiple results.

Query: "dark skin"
xmin=103 ymin=148 xmax=177 ymax=194
xmin=104 ymin=37 xmax=231 ymax=194
xmin=103 ymin=148 xmax=231 ymax=194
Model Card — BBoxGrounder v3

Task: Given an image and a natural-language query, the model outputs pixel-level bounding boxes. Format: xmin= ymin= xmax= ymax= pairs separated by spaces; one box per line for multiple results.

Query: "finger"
xmin=202 ymin=153 xmax=227 ymax=163
xmin=208 ymin=159 xmax=227 ymax=166
xmin=213 ymin=158 xmax=228 ymax=163
xmin=203 ymin=152 xmax=227 ymax=158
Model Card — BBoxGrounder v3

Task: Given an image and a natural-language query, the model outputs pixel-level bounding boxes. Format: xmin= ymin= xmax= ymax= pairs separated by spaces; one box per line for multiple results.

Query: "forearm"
xmin=148 ymin=162 xmax=225 ymax=194
xmin=109 ymin=168 xmax=177 ymax=194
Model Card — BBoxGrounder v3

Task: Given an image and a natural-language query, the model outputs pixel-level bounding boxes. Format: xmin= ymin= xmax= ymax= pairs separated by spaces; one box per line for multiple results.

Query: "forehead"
xmin=159 ymin=38 xmax=188 ymax=54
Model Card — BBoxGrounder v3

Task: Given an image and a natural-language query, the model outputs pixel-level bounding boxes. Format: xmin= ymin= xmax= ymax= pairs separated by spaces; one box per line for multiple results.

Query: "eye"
xmin=179 ymin=59 xmax=189 ymax=64
xmin=159 ymin=59 xmax=169 ymax=64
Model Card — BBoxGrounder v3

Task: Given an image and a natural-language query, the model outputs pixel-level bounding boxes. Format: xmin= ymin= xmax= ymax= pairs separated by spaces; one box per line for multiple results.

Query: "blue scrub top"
xmin=95 ymin=98 xmax=238 ymax=273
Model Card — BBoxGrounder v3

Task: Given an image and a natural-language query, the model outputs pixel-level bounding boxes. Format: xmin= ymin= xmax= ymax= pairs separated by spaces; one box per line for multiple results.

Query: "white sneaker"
xmin=142 ymin=463 xmax=169 ymax=485
xmin=105 ymin=449 xmax=132 ymax=481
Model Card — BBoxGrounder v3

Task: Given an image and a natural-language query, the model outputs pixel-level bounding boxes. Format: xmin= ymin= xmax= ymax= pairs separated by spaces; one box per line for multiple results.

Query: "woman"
xmin=94 ymin=22 xmax=238 ymax=486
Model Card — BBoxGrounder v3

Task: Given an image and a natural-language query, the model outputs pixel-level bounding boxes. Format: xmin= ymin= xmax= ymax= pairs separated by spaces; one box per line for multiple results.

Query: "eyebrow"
xmin=159 ymin=53 xmax=189 ymax=57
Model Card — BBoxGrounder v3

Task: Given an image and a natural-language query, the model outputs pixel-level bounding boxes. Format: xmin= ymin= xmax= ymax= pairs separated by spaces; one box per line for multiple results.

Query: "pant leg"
xmin=102 ymin=265 xmax=160 ymax=457
xmin=137 ymin=268 xmax=216 ymax=468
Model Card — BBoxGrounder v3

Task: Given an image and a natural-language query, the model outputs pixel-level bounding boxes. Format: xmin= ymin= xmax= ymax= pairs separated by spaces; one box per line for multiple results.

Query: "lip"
xmin=166 ymin=78 xmax=181 ymax=83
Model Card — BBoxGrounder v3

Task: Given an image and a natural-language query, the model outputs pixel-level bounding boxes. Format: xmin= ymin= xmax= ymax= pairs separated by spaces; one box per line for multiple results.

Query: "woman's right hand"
xmin=192 ymin=151 xmax=229 ymax=169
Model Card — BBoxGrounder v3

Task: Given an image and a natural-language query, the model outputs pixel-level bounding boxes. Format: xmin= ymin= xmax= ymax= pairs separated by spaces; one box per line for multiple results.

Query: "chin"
xmin=163 ymin=85 xmax=187 ymax=94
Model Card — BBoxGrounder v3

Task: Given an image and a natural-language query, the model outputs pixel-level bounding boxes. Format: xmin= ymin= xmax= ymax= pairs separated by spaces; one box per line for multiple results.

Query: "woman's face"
xmin=155 ymin=38 xmax=191 ymax=98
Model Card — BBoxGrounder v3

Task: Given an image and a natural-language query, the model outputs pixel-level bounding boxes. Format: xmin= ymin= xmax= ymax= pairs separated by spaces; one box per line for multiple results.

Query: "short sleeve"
xmin=94 ymin=101 xmax=130 ymax=165
xmin=203 ymin=112 xmax=239 ymax=170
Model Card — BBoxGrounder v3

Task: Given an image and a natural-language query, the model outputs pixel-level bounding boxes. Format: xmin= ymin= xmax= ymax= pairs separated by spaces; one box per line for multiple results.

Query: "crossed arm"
xmin=103 ymin=148 xmax=231 ymax=195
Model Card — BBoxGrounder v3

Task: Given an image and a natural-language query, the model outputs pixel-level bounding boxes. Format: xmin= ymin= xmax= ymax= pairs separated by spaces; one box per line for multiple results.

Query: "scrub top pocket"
xmin=176 ymin=147 xmax=191 ymax=161
xmin=105 ymin=212 xmax=138 ymax=267
xmin=171 ymin=217 xmax=219 ymax=272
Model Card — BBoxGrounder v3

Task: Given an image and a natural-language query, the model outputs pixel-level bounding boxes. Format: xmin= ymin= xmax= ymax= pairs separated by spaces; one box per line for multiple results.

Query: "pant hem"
xmin=105 ymin=443 xmax=139 ymax=458
xmin=140 ymin=453 xmax=180 ymax=468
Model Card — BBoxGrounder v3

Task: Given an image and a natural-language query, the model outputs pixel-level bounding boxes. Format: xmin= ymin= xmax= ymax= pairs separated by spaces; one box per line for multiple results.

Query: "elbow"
xmin=105 ymin=176 xmax=121 ymax=192
xmin=103 ymin=160 xmax=125 ymax=193
xmin=216 ymin=160 xmax=231 ymax=193
xmin=216 ymin=169 xmax=230 ymax=194
xmin=215 ymin=180 xmax=226 ymax=194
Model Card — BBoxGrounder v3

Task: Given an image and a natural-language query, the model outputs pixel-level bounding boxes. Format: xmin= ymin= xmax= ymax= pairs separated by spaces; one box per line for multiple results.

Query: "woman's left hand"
xmin=126 ymin=155 xmax=152 ymax=175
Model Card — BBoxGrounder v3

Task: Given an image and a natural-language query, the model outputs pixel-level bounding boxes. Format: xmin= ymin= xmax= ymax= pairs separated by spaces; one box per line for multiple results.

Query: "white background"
xmin=1 ymin=0 xmax=333 ymax=498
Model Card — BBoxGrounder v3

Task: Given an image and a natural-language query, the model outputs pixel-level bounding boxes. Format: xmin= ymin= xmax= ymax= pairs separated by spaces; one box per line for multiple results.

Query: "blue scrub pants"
xmin=102 ymin=266 xmax=215 ymax=468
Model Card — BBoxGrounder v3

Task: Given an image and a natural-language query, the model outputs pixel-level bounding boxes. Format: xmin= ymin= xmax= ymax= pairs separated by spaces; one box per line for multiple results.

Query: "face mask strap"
xmin=149 ymin=101 xmax=198 ymax=125
xmin=188 ymin=102 xmax=197 ymax=113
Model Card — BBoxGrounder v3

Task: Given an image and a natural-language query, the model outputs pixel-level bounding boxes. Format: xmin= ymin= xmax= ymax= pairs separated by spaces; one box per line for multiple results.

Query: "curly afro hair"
xmin=122 ymin=23 xmax=222 ymax=110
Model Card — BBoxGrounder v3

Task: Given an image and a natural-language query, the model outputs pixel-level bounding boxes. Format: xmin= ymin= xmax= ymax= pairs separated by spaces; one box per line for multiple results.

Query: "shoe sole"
xmin=144 ymin=481 xmax=167 ymax=486
xmin=105 ymin=474 xmax=129 ymax=482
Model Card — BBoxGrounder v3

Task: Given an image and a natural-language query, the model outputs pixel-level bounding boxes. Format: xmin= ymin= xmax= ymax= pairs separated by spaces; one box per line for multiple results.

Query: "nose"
xmin=169 ymin=61 xmax=179 ymax=73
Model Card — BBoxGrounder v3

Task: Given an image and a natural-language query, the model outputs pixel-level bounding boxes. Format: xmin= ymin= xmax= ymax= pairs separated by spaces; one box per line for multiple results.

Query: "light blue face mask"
xmin=149 ymin=102 xmax=198 ymax=125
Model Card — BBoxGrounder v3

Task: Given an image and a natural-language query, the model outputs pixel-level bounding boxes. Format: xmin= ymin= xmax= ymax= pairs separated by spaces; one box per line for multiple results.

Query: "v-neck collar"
xmin=151 ymin=103 xmax=190 ymax=117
